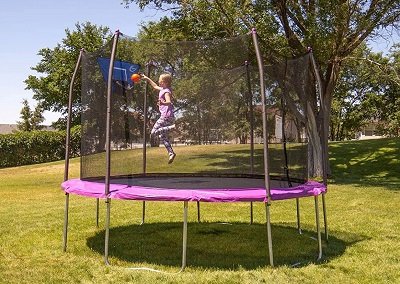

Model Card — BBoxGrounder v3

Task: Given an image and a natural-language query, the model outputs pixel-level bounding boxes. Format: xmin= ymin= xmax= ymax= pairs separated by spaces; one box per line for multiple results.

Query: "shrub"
xmin=0 ymin=126 xmax=80 ymax=168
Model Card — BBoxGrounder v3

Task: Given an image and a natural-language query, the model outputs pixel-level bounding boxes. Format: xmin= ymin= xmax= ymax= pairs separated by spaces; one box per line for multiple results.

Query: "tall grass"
xmin=0 ymin=138 xmax=399 ymax=283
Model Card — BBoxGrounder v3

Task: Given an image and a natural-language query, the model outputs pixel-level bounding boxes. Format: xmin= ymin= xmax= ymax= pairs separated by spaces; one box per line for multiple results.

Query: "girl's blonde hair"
xmin=159 ymin=73 xmax=172 ymax=87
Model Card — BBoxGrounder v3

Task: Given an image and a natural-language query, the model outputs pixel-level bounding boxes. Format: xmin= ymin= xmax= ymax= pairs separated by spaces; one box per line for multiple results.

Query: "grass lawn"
xmin=0 ymin=138 xmax=399 ymax=283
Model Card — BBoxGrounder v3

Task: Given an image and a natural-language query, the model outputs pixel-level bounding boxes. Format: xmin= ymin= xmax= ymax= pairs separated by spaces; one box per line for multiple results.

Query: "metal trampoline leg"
xmin=265 ymin=203 xmax=274 ymax=266
xmin=104 ymin=198 xmax=111 ymax=265
xmin=141 ymin=201 xmax=146 ymax=225
xmin=197 ymin=201 xmax=200 ymax=223
xmin=62 ymin=193 xmax=70 ymax=252
xmin=314 ymin=196 xmax=323 ymax=261
xmin=322 ymin=193 xmax=328 ymax=242
xmin=96 ymin=198 xmax=100 ymax=228
xmin=250 ymin=202 xmax=254 ymax=225
xmin=181 ymin=201 xmax=189 ymax=271
xmin=296 ymin=198 xmax=302 ymax=234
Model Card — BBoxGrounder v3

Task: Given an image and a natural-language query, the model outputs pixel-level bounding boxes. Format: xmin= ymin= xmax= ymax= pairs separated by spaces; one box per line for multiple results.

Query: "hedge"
xmin=0 ymin=126 xmax=80 ymax=168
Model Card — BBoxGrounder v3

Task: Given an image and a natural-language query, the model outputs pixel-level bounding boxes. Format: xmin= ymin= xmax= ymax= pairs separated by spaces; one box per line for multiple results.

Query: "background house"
xmin=0 ymin=124 xmax=18 ymax=134
xmin=0 ymin=124 xmax=54 ymax=134
xmin=357 ymin=121 xmax=384 ymax=140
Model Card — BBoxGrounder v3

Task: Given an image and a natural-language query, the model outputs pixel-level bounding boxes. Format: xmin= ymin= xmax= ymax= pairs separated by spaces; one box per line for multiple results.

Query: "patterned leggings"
xmin=151 ymin=116 xmax=175 ymax=155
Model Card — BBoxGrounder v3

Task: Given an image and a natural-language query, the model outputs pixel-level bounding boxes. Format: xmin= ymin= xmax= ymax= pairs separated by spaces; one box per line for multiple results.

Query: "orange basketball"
xmin=131 ymin=73 xmax=141 ymax=83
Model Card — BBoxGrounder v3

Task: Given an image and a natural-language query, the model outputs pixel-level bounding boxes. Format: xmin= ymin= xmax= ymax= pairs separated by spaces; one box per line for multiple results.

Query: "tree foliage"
xmin=331 ymin=43 xmax=400 ymax=140
xmin=123 ymin=0 xmax=400 ymax=176
xmin=25 ymin=22 xmax=112 ymax=129
xmin=17 ymin=99 xmax=44 ymax=132
xmin=367 ymin=45 xmax=400 ymax=137
xmin=22 ymin=2 xmax=399 ymax=176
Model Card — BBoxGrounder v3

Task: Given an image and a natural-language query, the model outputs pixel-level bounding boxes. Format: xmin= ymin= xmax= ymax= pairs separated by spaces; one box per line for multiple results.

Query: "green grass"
xmin=1 ymin=138 xmax=399 ymax=283
xmin=82 ymin=143 xmax=307 ymax=179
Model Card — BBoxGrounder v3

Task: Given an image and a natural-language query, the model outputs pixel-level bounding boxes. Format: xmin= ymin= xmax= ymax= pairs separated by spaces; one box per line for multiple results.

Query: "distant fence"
xmin=0 ymin=126 xmax=80 ymax=168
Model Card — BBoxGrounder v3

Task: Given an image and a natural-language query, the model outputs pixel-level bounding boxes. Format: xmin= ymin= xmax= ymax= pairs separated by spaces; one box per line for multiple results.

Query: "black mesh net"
xmin=80 ymin=32 xmax=313 ymax=186
xmin=264 ymin=54 xmax=312 ymax=182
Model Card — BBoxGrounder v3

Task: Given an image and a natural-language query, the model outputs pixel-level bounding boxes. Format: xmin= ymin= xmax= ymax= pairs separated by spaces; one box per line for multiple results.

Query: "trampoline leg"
xmin=181 ymin=201 xmax=189 ymax=271
xmin=96 ymin=198 xmax=100 ymax=228
xmin=197 ymin=201 xmax=200 ymax=223
xmin=250 ymin=202 xmax=254 ymax=225
xmin=322 ymin=193 xmax=328 ymax=242
xmin=104 ymin=198 xmax=111 ymax=265
xmin=62 ymin=193 xmax=70 ymax=252
xmin=265 ymin=203 xmax=274 ymax=266
xmin=314 ymin=196 xmax=323 ymax=261
xmin=141 ymin=201 xmax=146 ymax=225
xmin=296 ymin=198 xmax=302 ymax=234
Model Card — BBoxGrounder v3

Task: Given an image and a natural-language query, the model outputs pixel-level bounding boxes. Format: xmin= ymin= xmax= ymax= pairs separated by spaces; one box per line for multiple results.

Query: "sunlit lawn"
xmin=0 ymin=138 xmax=399 ymax=283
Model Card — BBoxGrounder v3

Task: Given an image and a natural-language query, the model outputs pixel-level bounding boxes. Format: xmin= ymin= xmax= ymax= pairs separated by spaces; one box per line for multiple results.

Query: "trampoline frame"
xmin=62 ymin=29 xmax=328 ymax=270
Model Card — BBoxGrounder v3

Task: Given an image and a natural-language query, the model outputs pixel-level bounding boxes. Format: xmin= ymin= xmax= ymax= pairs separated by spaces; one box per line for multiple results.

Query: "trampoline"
xmin=62 ymin=175 xmax=326 ymax=270
xmin=62 ymin=176 xmax=326 ymax=202
xmin=62 ymin=29 xmax=328 ymax=270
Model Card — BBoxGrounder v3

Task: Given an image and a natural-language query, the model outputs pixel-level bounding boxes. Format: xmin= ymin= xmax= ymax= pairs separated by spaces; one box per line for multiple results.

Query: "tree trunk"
xmin=306 ymin=103 xmax=324 ymax=177
xmin=309 ymin=58 xmax=340 ymax=178
xmin=322 ymin=62 xmax=341 ymax=176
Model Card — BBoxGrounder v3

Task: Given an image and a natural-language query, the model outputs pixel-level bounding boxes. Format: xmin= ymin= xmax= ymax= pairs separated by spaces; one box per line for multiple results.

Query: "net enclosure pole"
xmin=280 ymin=62 xmax=302 ymax=234
xmin=141 ymin=62 xmax=153 ymax=225
xmin=142 ymin=62 xmax=152 ymax=175
xmin=245 ymin=60 xmax=255 ymax=174
xmin=310 ymin=50 xmax=329 ymax=241
xmin=251 ymin=28 xmax=274 ymax=266
xmin=63 ymin=48 xmax=84 ymax=252
xmin=104 ymin=31 xmax=120 ymax=265
xmin=64 ymin=48 xmax=84 ymax=182
xmin=245 ymin=60 xmax=255 ymax=224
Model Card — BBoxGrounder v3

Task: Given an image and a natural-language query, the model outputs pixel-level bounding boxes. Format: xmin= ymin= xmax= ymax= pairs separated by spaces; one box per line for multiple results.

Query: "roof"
xmin=0 ymin=124 xmax=18 ymax=134
xmin=0 ymin=124 xmax=54 ymax=134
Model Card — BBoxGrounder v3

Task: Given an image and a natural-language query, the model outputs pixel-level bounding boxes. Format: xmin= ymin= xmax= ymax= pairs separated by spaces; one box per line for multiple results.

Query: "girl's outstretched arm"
xmin=141 ymin=74 xmax=162 ymax=91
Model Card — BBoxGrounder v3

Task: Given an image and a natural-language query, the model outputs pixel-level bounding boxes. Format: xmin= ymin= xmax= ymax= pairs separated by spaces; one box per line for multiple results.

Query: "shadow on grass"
xmin=178 ymin=138 xmax=400 ymax=191
xmin=176 ymin=144 xmax=307 ymax=180
xmin=328 ymin=138 xmax=400 ymax=190
xmin=87 ymin=222 xmax=364 ymax=269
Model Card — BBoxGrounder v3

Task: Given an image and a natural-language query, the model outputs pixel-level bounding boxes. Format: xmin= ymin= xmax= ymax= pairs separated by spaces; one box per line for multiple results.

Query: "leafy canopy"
xmin=25 ymin=22 xmax=112 ymax=128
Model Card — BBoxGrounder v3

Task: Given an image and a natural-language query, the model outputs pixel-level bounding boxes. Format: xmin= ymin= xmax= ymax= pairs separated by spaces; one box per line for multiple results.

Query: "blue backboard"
xmin=97 ymin=57 xmax=141 ymax=88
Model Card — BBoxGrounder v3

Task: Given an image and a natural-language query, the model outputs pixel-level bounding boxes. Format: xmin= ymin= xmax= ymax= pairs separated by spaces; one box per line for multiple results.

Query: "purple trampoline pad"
xmin=61 ymin=176 xmax=326 ymax=202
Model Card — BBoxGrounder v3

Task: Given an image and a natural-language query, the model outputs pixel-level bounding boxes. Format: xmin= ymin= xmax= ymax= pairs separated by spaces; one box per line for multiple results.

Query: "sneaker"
xmin=168 ymin=153 xmax=176 ymax=164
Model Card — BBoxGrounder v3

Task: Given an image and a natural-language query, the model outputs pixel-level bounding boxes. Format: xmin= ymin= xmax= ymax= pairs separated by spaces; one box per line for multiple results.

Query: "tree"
xmin=330 ymin=45 xmax=378 ymax=141
xmin=31 ymin=103 xmax=45 ymax=131
xmin=364 ymin=44 xmax=400 ymax=137
xmin=17 ymin=99 xmax=32 ymax=132
xmin=332 ymin=44 xmax=400 ymax=139
xmin=25 ymin=22 xmax=112 ymax=129
xmin=123 ymin=0 xmax=400 ymax=176
xmin=17 ymin=99 xmax=44 ymax=131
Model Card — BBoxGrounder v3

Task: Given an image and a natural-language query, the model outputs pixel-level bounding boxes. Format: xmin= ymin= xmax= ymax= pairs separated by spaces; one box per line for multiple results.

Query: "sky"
xmin=0 ymin=1 xmax=398 ymax=125
xmin=0 ymin=0 xmax=166 ymax=124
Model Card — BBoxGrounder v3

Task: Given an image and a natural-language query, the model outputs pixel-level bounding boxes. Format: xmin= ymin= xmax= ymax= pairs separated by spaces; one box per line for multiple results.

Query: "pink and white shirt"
xmin=158 ymin=88 xmax=174 ymax=118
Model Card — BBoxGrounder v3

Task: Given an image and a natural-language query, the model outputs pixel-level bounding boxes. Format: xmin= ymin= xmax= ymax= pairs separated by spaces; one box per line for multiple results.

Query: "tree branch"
xmin=287 ymin=1 xmax=307 ymax=35
xmin=273 ymin=0 xmax=305 ymax=54
xmin=342 ymin=1 xmax=400 ymax=57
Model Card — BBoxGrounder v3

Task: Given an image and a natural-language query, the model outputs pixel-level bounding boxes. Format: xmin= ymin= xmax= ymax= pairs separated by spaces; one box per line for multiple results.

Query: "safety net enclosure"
xmin=79 ymin=33 xmax=258 ymax=179
xmin=62 ymin=30 xmax=327 ymax=268
xmin=77 ymin=32 xmax=312 ymax=186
